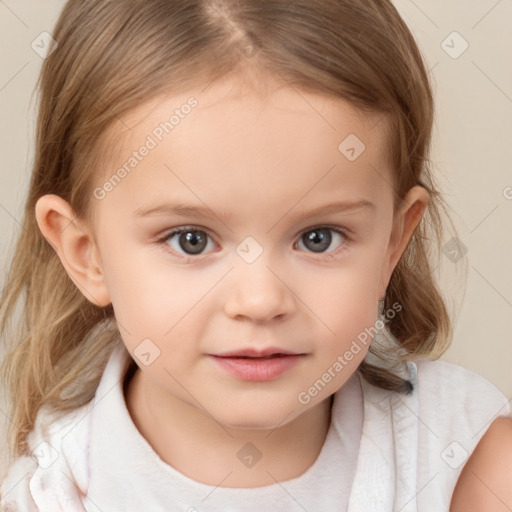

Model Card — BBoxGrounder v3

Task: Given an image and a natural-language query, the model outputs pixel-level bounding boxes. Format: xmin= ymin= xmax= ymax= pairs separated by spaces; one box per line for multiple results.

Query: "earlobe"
xmin=34 ymin=194 xmax=111 ymax=307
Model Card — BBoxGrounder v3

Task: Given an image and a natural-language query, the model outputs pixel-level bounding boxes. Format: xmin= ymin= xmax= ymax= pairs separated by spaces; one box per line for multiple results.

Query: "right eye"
xmin=156 ymin=226 xmax=217 ymax=259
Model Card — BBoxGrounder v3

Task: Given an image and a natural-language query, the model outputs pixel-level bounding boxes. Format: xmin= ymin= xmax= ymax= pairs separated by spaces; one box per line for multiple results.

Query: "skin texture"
xmin=35 ymin=73 xmax=429 ymax=488
xmin=450 ymin=416 xmax=512 ymax=511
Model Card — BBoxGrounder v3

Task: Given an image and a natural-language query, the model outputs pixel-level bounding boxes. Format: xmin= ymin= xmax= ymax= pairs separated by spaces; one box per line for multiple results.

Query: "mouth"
xmin=208 ymin=349 xmax=306 ymax=381
xmin=215 ymin=353 xmax=296 ymax=360
xmin=212 ymin=347 xmax=303 ymax=358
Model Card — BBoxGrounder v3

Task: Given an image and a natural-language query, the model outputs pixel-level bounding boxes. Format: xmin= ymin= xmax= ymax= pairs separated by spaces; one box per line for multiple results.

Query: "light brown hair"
xmin=0 ymin=0 xmax=465 ymax=463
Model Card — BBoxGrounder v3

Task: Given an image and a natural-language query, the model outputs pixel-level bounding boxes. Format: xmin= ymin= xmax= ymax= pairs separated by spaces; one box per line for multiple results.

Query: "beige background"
xmin=1 ymin=0 xmax=511 ymax=479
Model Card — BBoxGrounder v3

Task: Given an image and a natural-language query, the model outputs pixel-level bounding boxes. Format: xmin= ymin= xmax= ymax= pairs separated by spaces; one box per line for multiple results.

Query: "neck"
xmin=124 ymin=368 xmax=334 ymax=488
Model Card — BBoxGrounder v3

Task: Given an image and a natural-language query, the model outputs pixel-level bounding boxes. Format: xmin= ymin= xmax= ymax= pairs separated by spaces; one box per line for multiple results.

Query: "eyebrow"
xmin=133 ymin=199 xmax=376 ymax=222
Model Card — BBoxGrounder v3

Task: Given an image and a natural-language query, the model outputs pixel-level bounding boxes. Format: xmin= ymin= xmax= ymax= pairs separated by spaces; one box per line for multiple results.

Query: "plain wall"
xmin=1 ymin=0 xmax=511 ymax=480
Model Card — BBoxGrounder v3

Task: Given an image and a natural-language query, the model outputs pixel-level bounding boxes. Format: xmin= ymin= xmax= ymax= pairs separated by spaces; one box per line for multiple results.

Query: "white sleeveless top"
xmin=1 ymin=340 xmax=511 ymax=511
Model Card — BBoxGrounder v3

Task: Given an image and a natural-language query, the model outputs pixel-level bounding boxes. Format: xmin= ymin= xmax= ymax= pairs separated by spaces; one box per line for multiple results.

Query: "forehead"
xmin=92 ymin=74 xmax=393 ymax=222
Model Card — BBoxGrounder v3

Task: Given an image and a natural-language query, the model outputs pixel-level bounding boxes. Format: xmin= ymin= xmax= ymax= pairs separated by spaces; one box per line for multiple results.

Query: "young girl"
xmin=1 ymin=0 xmax=511 ymax=510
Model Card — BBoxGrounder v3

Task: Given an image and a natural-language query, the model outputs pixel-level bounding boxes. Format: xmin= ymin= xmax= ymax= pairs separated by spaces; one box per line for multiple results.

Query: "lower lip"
xmin=209 ymin=355 xmax=303 ymax=381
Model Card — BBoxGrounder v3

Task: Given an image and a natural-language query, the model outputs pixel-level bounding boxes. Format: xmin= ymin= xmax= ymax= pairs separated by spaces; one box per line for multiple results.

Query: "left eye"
xmin=295 ymin=227 xmax=346 ymax=254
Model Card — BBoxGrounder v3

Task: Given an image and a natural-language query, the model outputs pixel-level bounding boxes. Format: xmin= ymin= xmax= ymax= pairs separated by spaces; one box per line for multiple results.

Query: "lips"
xmin=213 ymin=347 xmax=301 ymax=358
xmin=209 ymin=347 xmax=305 ymax=381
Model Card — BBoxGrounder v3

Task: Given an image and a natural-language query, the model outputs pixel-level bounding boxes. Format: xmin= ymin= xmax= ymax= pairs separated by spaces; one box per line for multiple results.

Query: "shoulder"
xmin=414 ymin=358 xmax=510 ymax=414
xmin=413 ymin=359 xmax=512 ymax=510
xmin=414 ymin=358 xmax=511 ymax=446
xmin=450 ymin=416 xmax=512 ymax=511
xmin=0 ymin=400 xmax=94 ymax=510
xmin=415 ymin=357 xmax=500 ymax=389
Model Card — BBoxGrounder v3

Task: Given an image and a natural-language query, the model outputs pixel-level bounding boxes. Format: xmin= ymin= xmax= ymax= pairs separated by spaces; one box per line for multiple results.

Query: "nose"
xmin=223 ymin=254 xmax=296 ymax=323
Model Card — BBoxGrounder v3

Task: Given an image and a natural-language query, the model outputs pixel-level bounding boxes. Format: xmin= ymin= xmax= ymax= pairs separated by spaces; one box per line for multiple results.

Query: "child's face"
xmin=83 ymin=74 xmax=423 ymax=428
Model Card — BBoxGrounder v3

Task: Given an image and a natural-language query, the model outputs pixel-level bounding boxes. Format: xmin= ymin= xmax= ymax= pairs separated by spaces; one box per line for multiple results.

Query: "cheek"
xmin=99 ymin=244 xmax=167 ymax=327
xmin=100 ymin=243 xmax=216 ymax=348
xmin=304 ymin=260 xmax=383 ymax=358
xmin=306 ymin=258 xmax=382 ymax=321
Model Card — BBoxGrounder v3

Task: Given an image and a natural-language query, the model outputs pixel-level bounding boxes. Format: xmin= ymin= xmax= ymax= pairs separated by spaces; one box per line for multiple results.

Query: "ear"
xmin=378 ymin=185 xmax=429 ymax=298
xmin=34 ymin=194 xmax=111 ymax=307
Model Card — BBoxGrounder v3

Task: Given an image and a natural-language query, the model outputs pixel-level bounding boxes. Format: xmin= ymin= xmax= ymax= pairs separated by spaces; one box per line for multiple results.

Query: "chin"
xmin=222 ymin=417 xmax=284 ymax=431
xmin=216 ymin=403 xmax=298 ymax=431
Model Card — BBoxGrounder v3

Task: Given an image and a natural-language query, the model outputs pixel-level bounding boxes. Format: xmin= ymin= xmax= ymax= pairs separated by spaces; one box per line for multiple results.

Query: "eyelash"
xmin=155 ymin=224 xmax=351 ymax=263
